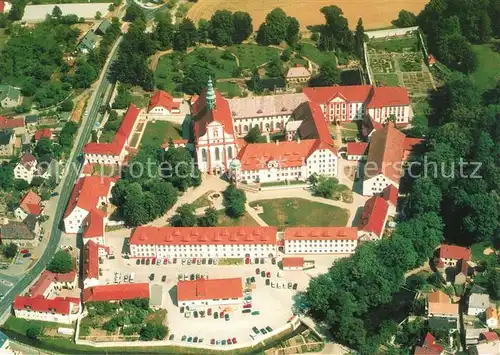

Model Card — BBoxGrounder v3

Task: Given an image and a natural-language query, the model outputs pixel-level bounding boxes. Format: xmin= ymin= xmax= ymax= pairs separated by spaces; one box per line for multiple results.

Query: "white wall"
xmin=179 ymin=296 xmax=242 ymax=308
xmin=363 ymin=174 xmax=397 ymax=196
xmin=284 ymin=239 xmax=357 ymax=254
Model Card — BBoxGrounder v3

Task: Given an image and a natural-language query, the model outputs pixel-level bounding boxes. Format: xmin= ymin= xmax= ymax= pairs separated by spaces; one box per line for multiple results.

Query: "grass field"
xmin=188 ymin=0 xmax=428 ymax=30
xmin=469 ymin=43 xmax=500 ymax=92
xmin=184 ymin=48 xmax=238 ymax=78
xmin=297 ymin=43 xmax=336 ymax=66
xmin=374 ymin=73 xmax=400 ymax=86
xmin=368 ymin=35 xmax=419 ymax=52
xmin=228 ymin=44 xmax=281 ymax=70
xmin=140 ymin=121 xmax=182 ymax=147
xmin=216 ymin=81 xmax=242 ymax=98
xmin=217 ymin=211 xmax=260 ymax=227
xmin=250 ymin=198 xmax=349 ymax=230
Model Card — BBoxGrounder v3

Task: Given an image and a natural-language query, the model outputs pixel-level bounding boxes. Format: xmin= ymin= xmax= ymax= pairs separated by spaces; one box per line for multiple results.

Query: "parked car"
xmin=220 ymin=311 xmax=225 ymax=318
xmin=254 ymin=258 xmax=259 ymax=264
xmin=214 ymin=312 xmax=219 ymax=319
xmin=266 ymin=326 xmax=273 ymax=332
xmin=222 ymin=340 xmax=226 ymax=345
xmin=187 ymin=259 xmax=191 ymax=265
xmin=277 ymin=283 xmax=281 ymax=289
xmin=149 ymin=273 xmax=155 ymax=281
xmin=181 ymin=335 xmax=187 ymax=341
xmin=162 ymin=275 xmax=167 ymax=282
xmin=293 ymin=283 xmax=298 ymax=290
xmin=197 ymin=259 xmax=202 ymax=265
xmin=243 ymin=303 xmax=252 ymax=309
xmin=244 ymin=295 xmax=252 ymax=301
xmin=136 ymin=259 xmax=140 ymax=265
xmin=156 ymin=259 xmax=162 ymax=265
xmin=202 ymin=259 xmax=206 ymax=265
xmin=252 ymin=327 xmax=260 ymax=334
xmin=266 ymin=271 xmax=271 ymax=278
xmin=277 ymin=271 xmax=283 ymax=278
xmin=187 ymin=337 xmax=193 ymax=342
xmin=225 ymin=313 xmax=230 ymax=321
xmin=193 ymin=337 xmax=198 ymax=343
xmin=208 ymin=258 xmax=213 ymax=265
xmin=190 ymin=274 xmax=195 ymax=281
xmin=23 ymin=253 xmax=31 ymax=258
xmin=260 ymin=258 xmax=264 ymax=264
xmin=199 ymin=338 xmax=204 ymax=343
xmin=242 ymin=309 xmax=252 ymax=314
xmin=141 ymin=259 xmax=145 ymax=265
xmin=211 ymin=339 xmax=215 ymax=345
xmin=232 ymin=337 xmax=237 ymax=344
xmin=227 ymin=338 xmax=232 ymax=345
xmin=163 ymin=259 xmax=168 ymax=265
xmin=271 ymin=281 xmax=275 ymax=288
xmin=261 ymin=328 xmax=267 ymax=335
xmin=19 ymin=249 xmax=28 ymax=254
xmin=193 ymin=311 xmax=198 ymax=318
xmin=252 ymin=311 xmax=260 ymax=316
xmin=185 ymin=311 xmax=191 ymax=318
xmin=213 ymin=258 xmax=218 ymax=265
xmin=169 ymin=334 xmax=174 ymax=340
xmin=216 ymin=340 xmax=221 ymax=345
xmin=255 ymin=268 xmax=260 ymax=275
xmin=124 ymin=274 xmax=129 ymax=282
xmin=265 ymin=279 xmax=270 ymax=286
xmin=51 ymin=192 xmax=59 ymax=197
xmin=288 ymin=282 xmax=293 ymax=289
xmin=207 ymin=308 xmax=212 ymax=316
xmin=146 ymin=259 xmax=150 ymax=265
xmin=260 ymin=271 xmax=265 ymax=278
xmin=173 ymin=258 xmax=177 ymax=264
xmin=271 ymin=257 xmax=276 ymax=265
xmin=181 ymin=259 xmax=186 ymax=265
xmin=250 ymin=277 xmax=256 ymax=283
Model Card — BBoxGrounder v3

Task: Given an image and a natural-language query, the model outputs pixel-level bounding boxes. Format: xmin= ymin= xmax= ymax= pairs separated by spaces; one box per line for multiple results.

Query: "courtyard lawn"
xmin=250 ymin=198 xmax=349 ymax=230
xmin=297 ymin=43 xmax=337 ymax=66
xmin=140 ymin=121 xmax=182 ymax=147
xmin=216 ymin=81 xmax=242 ymax=98
xmin=217 ymin=211 xmax=260 ymax=227
xmin=228 ymin=44 xmax=281 ymax=70
xmin=374 ymin=73 xmax=400 ymax=86
xmin=191 ymin=191 xmax=214 ymax=209
xmin=368 ymin=35 xmax=419 ymax=52
xmin=469 ymin=43 xmax=500 ymax=92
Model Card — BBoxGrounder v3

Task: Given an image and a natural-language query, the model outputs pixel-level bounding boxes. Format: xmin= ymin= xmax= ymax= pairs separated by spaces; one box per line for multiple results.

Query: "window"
xmin=227 ymin=146 xmax=233 ymax=159
xmin=215 ymin=147 xmax=220 ymax=160
xmin=201 ymin=149 xmax=208 ymax=162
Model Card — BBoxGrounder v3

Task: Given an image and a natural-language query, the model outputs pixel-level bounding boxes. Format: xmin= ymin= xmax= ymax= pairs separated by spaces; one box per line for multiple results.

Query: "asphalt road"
xmin=0 ymin=40 xmax=121 ymax=321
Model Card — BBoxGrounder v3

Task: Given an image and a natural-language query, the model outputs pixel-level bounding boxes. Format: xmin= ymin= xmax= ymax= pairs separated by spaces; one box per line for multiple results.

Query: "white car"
xmin=271 ymin=282 xmax=275 ymax=288
xmin=277 ymin=271 xmax=283 ymax=278
xmin=277 ymin=283 xmax=281 ymax=289
xmin=244 ymin=299 xmax=252 ymax=304
xmin=181 ymin=259 xmax=186 ymax=265
xmin=213 ymin=259 xmax=218 ymax=265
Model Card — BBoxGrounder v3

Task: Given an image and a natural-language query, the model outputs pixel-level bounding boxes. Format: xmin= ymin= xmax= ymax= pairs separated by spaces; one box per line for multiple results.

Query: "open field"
xmin=469 ymin=43 xmax=500 ymax=92
xmin=187 ymin=0 xmax=428 ymax=30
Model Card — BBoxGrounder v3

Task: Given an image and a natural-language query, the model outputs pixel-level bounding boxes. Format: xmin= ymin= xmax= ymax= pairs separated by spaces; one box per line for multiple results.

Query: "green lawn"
xmin=411 ymin=97 xmax=431 ymax=116
xmin=216 ymin=81 xmax=241 ymax=98
xmin=0 ymin=29 xmax=9 ymax=50
xmin=297 ymin=43 xmax=337 ymax=66
xmin=469 ymin=43 xmax=500 ymax=92
xmin=191 ymin=191 xmax=214 ymax=209
xmin=374 ymin=73 xmax=400 ymax=86
xmin=228 ymin=44 xmax=281 ymax=70
xmin=217 ymin=211 xmax=260 ymax=227
xmin=154 ymin=54 xmax=180 ymax=94
xmin=183 ymin=48 xmax=238 ymax=79
xmin=471 ymin=241 xmax=493 ymax=262
xmin=368 ymin=35 xmax=419 ymax=53
xmin=250 ymin=198 xmax=349 ymax=230
xmin=131 ymin=94 xmax=150 ymax=109
xmin=3 ymin=317 xmax=71 ymax=336
xmin=140 ymin=121 xmax=182 ymax=147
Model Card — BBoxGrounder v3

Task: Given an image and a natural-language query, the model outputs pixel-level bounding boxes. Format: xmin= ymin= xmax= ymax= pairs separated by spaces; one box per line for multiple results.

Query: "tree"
xmin=265 ymin=54 xmax=283 ymax=78
xmin=2 ymin=243 xmax=18 ymax=259
xmin=173 ymin=18 xmax=198 ymax=51
xmin=232 ymin=12 xmax=253 ymax=44
xmin=256 ymin=8 xmax=288 ymax=45
xmin=244 ymin=126 xmax=263 ymax=143
xmin=248 ymin=68 xmax=263 ymax=94
xmin=170 ymin=204 xmax=197 ymax=227
xmin=95 ymin=11 xmax=102 ymax=20
xmin=26 ymin=325 xmax=42 ymax=340
xmin=47 ymin=250 xmax=73 ymax=273
xmin=14 ymin=179 xmax=30 ymax=192
xmin=407 ymin=178 xmax=442 ymax=216
xmin=281 ymin=47 xmax=292 ymax=61
xmin=197 ymin=206 xmax=218 ymax=227
xmin=209 ymin=10 xmax=234 ymax=46
xmin=197 ymin=19 xmax=210 ymax=44
xmin=152 ymin=11 xmax=174 ymax=50
xmin=223 ymin=185 xmax=246 ymax=218
xmin=60 ymin=99 xmax=74 ymax=112
xmin=163 ymin=146 xmax=201 ymax=191
xmin=285 ymin=16 xmax=300 ymax=46
xmin=112 ymin=83 xmax=133 ymax=109
xmin=318 ymin=6 xmax=352 ymax=52
xmin=392 ymin=10 xmax=417 ymax=27
xmin=182 ymin=63 xmax=214 ymax=94
xmin=140 ymin=323 xmax=168 ymax=341
xmin=34 ymin=138 xmax=54 ymax=161
xmin=123 ymin=3 xmax=145 ymax=22
xmin=313 ymin=61 xmax=340 ymax=86
xmin=51 ymin=5 xmax=62 ymax=20
xmin=354 ymin=18 xmax=365 ymax=58
xmin=311 ymin=176 xmax=339 ymax=198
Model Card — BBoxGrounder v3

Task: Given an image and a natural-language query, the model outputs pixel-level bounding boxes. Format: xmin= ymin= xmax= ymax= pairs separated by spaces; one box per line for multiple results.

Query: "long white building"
xmin=129 ymin=226 xmax=278 ymax=259
xmin=283 ymin=227 xmax=358 ymax=255
xmin=13 ymin=296 xmax=81 ymax=324
xmin=177 ymin=277 xmax=243 ymax=308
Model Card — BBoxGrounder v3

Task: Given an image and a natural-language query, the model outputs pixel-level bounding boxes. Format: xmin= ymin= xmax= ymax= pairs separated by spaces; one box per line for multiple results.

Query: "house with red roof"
xmin=283 ymin=227 xmax=358 ymax=254
xmin=13 ymin=296 xmax=81 ymax=324
xmin=34 ymin=128 xmax=53 ymax=142
xmin=83 ymin=104 xmax=140 ymax=165
xmin=438 ymin=244 xmax=471 ymax=268
xmin=358 ymin=196 xmax=389 ymax=240
xmin=15 ymin=191 xmax=42 ymax=221
xmin=0 ymin=116 xmax=24 ymax=135
xmin=63 ymin=176 xmax=116 ymax=234
xmin=14 ymin=152 xmax=37 ymax=183
xmin=282 ymin=257 xmax=304 ymax=270
xmin=147 ymin=90 xmax=181 ymax=116
xmin=83 ymin=283 xmax=150 ymax=303
xmin=346 ymin=142 xmax=369 ymax=161
xmin=129 ymin=226 xmax=278 ymax=260
xmin=83 ymin=240 xmax=110 ymax=288
xmin=413 ymin=332 xmax=444 ymax=355
xmin=28 ymin=270 xmax=77 ymax=298
xmin=82 ymin=209 xmax=106 ymax=245
xmin=177 ymin=277 xmax=243 ymax=307
xmin=0 ymin=1 xmax=12 ymax=14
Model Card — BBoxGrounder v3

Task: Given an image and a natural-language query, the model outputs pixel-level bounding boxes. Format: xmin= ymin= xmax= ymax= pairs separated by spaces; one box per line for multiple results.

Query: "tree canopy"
xmin=47 ymin=250 xmax=74 ymax=273
xmin=223 ymin=185 xmax=246 ymax=218
xmin=256 ymin=8 xmax=299 ymax=46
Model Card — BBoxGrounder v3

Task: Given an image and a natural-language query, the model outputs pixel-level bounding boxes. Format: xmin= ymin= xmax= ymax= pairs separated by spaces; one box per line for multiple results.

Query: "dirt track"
xmin=187 ymin=0 xmax=428 ymax=30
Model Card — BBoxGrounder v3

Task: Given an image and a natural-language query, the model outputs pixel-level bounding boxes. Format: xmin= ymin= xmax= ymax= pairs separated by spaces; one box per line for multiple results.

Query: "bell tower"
xmin=206 ymin=77 xmax=216 ymax=110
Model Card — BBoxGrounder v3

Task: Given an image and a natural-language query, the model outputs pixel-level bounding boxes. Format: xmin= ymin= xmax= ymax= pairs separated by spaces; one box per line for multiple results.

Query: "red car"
xmin=227 ymin=338 xmax=232 ymax=345
xmin=207 ymin=308 xmax=212 ymax=316
xmin=232 ymin=337 xmax=237 ymax=344
xmin=20 ymin=249 xmax=29 ymax=254
xmin=220 ymin=311 xmax=225 ymax=317
xmin=210 ymin=339 xmax=215 ymax=345
xmin=266 ymin=272 xmax=271 ymax=278
xmin=163 ymin=259 xmax=168 ymax=265
xmin=243 ymin=303 xmax=252 ymax=309
xmin=255 ymin=268 xmax=260 ymax=275
xmin=192 ymin=258 xmax=197 ymax=263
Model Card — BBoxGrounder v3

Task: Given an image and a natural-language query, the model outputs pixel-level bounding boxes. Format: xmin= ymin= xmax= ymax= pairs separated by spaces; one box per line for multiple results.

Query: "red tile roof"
xmin=130 ymin=226 xmax=277 ymax=246
xmin=13 ymin=296 xmax=78 ymax=315
xmin=83 ymin=240 xmax=99 ymax=280
xmin=148 ymin=90 xmax=180 ymax=113
xmin=439 ymin=244 xmax=471 ymax=261
xmin=0 ymin=116 xmax=24 ymax=130
xmin=307 ymin=101 xmax=334 ymax=146
xmin=423 ymin=332 xmax=444 ymax=354
xmin=365 ymin=122 xmax=406 ymax=183
xmin=347 ymin=142 xmax=368 ymax=156
xmin=82 ymin=209 xmax=105 ymax=239
xmin=482 ymin=331 xmax=499 ymax=341
xmin=19 ymin=152 xmax=37 ymax=169
xmin=19 ymin=191 xmax=42 ymax=215
xmin=83 ymin=104 xmax=140 ymax=156
xmin=382 ymin=184 xmax=398 ymax=206
xmin=83 ymin=283 xmax=150 ymax=303
xmin=177 ymin=278 xmax=242 ymax=302
xmin=282 ymin=257 xmax=304 ymax=268
xmin=284 ymin=227 xmax=358 ymax=241
xmin=367 ymin=87 xmax=410 ymax=108
xmin=0 ymin=1 xmax=4 ymax=13
xmin=29 ymin=270 xmax=77 ymax=297
xmin=358 ymin=196 xmax=389 ymax=237
xmin=193 ymin=89 xmax=235 ymax=138
xmin=303 ymin=85 xmax=373 ymax=104
xmin=403 ymin=137 xmax=424 ymax=160
xmin=414 ymin=346 xmax=442 ymax=355
xmin=34 ymin=128 xmax=53 ymax=141
xmin=63 ymin=176 xmax=115 ymax=218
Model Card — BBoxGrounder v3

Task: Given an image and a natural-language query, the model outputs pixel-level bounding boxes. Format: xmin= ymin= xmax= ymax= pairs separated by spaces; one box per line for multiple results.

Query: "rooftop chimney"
xmin=276 ymin=140 xmax=279 ymax=145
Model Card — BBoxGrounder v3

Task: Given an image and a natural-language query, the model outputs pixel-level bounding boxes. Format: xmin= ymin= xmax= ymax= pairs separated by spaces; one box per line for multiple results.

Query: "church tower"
xmin=206 ymin=77 xmax=216 ymax=110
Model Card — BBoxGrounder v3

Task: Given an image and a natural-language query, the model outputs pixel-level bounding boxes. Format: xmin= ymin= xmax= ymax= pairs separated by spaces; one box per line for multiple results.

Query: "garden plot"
xmin=402 ymin=72 xmax=435 ymax=96
xmin=367 ymin=50 xmax=396 ymax=73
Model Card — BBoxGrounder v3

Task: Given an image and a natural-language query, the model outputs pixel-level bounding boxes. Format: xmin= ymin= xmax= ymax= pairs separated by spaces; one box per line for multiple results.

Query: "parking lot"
xmin=100 ymin=230 xmax=349 ymax=346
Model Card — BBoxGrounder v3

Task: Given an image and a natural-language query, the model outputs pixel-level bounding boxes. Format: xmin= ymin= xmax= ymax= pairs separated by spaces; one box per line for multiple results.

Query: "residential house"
xmin=468 ymin=339 xmax=500 ymax=354
xmin=413 ymin=332 xmax=444 ymax=355
xmin=0 ymin=85 xmax=21 ymax=108
xmin=282 ymin=257 xmax=304 ymax=271
xmin=426 ymin=290 xmax=459 ymax=330
xmin=286 ymin=65 xmax=311 ymax=86
xmin=454 ymin=258 xmax=470 ymax=285
xmin=82 ymin=283 xmax=150 ymax=303
xmin=0 ymin=1 xmax=13 ymax=14
xmin=34 ymin=128 xmax=53 ymax=142
xmin=95 ymin=19 xmax=111 ymax=35
xmin=439 ymin=244 xmax=471 ymax=268
xmin=346 ymin=142 xmax=368 ymax=161
xmin=468 ymin=293 xmax=490 ymax=316
xmin=82 ymin=209 xmax=106 ymax=245
xmin=77 ymin=31 xmax=98 ymax=53
xmin=147 ymin=90 xmax=181 ymax=118
xmin=0 ymin=116 xmax=24 ymax=135
xmin=28 ymin=270 xmax=77 ymax=298
xmin=0 ymin=220 xmax=37 ymax=246
xmin=13 ymin=296 xmax=81 ymax=324
xmin=63 ymin=176 xmax=115 ymax=234
xmin=83 ymin=240 xmax=110 ymax=288
xmin=15 ymin=191 xmax=42 ymax=221
xmin=13 ymin=152 xmax=37 ymax=183
xmin=0 ymin=130 xmax=14 ymax=156
xmin=357 ymin=196 xmax=389 ymax=240
xmin=177 ymin=277 xmax=243 ymax=308
xmin=485 ymin=306 xmax=498 ymax=329
xmin=24 ymin=214 xmax=40 ymax=235
xmin=24 ymin=114 xmax=39 ymax=126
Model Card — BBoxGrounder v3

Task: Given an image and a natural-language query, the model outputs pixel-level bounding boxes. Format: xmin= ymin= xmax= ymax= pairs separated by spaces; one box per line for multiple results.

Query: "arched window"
xmin=276 ymin=122 xmax=281 ymax=130
xmin=244 ymin=125 xmax=249 ymax=132
xmin=265 ymin=123 xmax=271 ymax=131
xmin=227 ymin=146 xmax=233 ymax=159
xmin=215 ymin=147 xmax=220 ymax=161
xmin=202 ymin=149 xmax=208 ymax=162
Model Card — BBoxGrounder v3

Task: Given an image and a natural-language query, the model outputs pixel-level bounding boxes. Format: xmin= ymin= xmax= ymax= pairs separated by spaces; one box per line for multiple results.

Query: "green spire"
xmin=206 ymin=76 xmax=216 ymax=110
